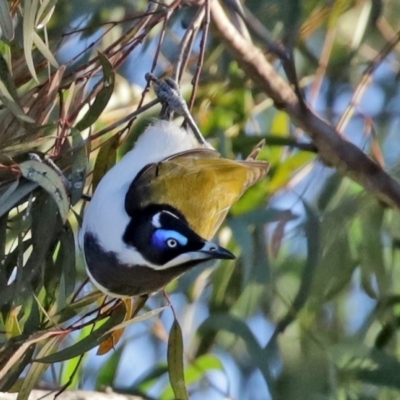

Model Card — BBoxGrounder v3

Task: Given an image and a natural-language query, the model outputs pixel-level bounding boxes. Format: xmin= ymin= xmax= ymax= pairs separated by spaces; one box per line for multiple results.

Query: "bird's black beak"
xmin=200 ymin=241 xmax=236 ymax=260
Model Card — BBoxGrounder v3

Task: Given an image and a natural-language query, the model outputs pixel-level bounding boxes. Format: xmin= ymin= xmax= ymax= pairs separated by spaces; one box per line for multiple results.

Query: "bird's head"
xmin=123 ymin=205 xmax=235 ymax=270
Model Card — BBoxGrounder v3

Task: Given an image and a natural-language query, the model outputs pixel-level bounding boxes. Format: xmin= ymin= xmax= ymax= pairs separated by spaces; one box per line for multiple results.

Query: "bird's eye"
xmin=151 ymin=229 xmax=187 ymax=251
xmin=167 ymin=238 xmax=178 ymax=248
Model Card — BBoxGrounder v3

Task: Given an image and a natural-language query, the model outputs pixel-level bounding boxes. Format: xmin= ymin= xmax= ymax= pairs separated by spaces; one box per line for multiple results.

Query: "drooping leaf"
xmin=92 ymin=134 xmax=119 ymax=190
xmin=0 ymin=79 xmax=35 ymax=123
xmin=167 ymin=318 xmax=189 ymax=400
xmin=162 ymin=354 xmax=224 ymax=400
xmin=22 ymin=0 xmax=39 ymax=82
xmin=75 ymin=52 xmax=115 ymax=132
xmin=56 ymin=220 xmax=76 ymax=303
xmin=32 ymin=31 xmax=59 ymax=68
xmin=0 ymin=0 xmax=14 ymax=40
xmin=359 ymin=201 xmax=386 ymax=297
xmin=70 ymin=129 xmax=88 ymax=206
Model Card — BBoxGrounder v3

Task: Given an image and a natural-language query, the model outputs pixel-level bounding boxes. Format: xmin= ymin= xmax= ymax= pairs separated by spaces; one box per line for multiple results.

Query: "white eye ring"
xmin=167 ymin=238 xmax=178 ymax=248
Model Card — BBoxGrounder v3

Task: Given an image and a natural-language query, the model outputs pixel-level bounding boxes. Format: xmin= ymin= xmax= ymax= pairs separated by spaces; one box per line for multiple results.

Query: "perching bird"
xmin=79 ymin=120 xmax=269 ymax=297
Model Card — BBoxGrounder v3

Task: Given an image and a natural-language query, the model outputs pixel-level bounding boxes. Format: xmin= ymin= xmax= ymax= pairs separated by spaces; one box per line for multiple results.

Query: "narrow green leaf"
xmin=272 ymin=202 xmax=321 ymax=335
xmin=0 ymin=330 xmax=58 ymax=386
xmin=269 ymin=152 xmax=314 ymax=192
xmin=16 ymin=337 xmax=58 ymax=400
xmin=133 ymin=364 xmax=168 ymax=392
xmin=32 ymin=31 xmax=59 ymax=68
xmin=105 ymin=306 xmax=167 ymax=334
xmin=60 ymin=324 xmax=91 ymax=389
xmin=270 ymin=110 xmax=290 ymax=136
xmin=48 ymin=291 xmax=104 ymax=326
xmin=22 ymin=0 xmax=39 ymax=82
xmin=0 ymin=79 xmax=35 ymax=123
xmin=167 ymin=319 xmax=189 ymax=400
xmin=359 ymin=201 xmax=386 ymax=297
xmin=19 ymin=160 xmax=69 ymax=222
xmin=75 ymin=52 xmax=115 ymax=132
xmin=198 ymin=313 xmax=274 ymax=388
xmin=0 ymin=0 xmax=14 ymax=40
xmin=0 ymin=180 xmax=19 ymax=208
xmin=92 ymin=135 xmax=119 ymax=190
xmin=36 ymin=304 xmax=125 ymax=363
xmin=229 ymin=217 xmax=253 ymax=281
xmin=185 ymin=354 xmax=223 ymax=383
xmin=0 ymin=181 xmax=37 ymax=218
xmin=0 ymin=344 xmax=35 ymax=392
xmin=35 ymin=0 xmax=56 ymax=27
xmin=56 ymin=220 xmax=76 ymax=300
xmin=96 ymin=345 xmax=124 ymax=388
xmin=236 ymin=208 xmax=297 ymax=226
xmin=0 ymin=213 xmax=7 ymax=288
xmin=0 ymin=54 xmax=18 ymax=100
xmin=70 ymin=129 xmax=88 ymax=205
xmin=163 ymin=354 xmax=223 ymax=399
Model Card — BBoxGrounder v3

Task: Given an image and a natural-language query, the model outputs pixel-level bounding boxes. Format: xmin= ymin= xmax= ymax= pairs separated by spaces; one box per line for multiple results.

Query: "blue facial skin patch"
xmin=151 ymin=229 xmax=188 ymax=250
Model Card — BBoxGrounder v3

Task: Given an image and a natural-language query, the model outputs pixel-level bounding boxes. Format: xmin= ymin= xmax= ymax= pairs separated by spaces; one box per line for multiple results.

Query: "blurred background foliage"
xmin=1 ymin=0 xmax=400 ymax=399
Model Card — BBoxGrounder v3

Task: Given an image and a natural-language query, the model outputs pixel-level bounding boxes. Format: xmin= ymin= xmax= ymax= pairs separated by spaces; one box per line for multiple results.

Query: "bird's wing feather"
xmin=126 ymin=150 xmax=269 ymax=239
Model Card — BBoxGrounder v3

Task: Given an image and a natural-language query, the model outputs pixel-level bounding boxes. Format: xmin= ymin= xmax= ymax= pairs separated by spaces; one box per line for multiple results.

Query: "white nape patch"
xmin=151 ymin=209 xmax=180 ymax=229
xmin=151 ymin=212 xmax=162 ymax=228
xmin=80 ymin=120 xmax=212 ymax=263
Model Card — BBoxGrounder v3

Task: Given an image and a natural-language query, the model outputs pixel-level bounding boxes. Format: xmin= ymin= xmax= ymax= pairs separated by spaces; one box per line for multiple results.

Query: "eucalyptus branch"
xmin=210 ymin=0 xmax=400 ymax=210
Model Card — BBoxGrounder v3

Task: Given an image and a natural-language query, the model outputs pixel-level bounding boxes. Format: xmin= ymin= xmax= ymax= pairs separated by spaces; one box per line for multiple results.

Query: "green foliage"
xmin=1 ymin=0 xmax=400 ymax=399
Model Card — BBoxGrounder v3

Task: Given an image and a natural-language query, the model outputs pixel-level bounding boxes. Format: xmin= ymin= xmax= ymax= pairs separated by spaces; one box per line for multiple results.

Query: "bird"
xmin=79 ymin=120 xmax=269 ymax=298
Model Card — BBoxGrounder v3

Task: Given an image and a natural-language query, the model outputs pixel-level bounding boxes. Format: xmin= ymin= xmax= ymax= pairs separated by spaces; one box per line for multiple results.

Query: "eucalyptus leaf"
xmin=70 ymin=129 xmax=88 ymax=206
xmin=92 ymin=134 xmax=119 ymax=191
xmin=0 ymin=181 xmax=37 ymax=218
xmin=19 ymin=160 xmax=69 ymax=222
xmin=56 ymin=220 xmax=76 ymax=300
xmin=0 ymin=0 xmax=14 ymax=41
xmin=36 ymin=304 xmax=125 ymax=363
xmin=16 ymin=337 xmax=58 ymax=400
xmin=75 ymin=52 xmax=115 ymax=132
xmin=22 ymin=0 xmax=39 ymax=82
xmin=48 ymin=291 xmax=104 ymax=327
xmin=167 ymin=319 xmax=189 ymax=400
xmin=198 ymin=313 xmax=274 ymax=388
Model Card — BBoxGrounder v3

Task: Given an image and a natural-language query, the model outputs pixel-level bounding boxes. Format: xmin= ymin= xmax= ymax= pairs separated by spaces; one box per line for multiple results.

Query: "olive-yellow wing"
xmin=126 ymin=148 xmax=269 ymax=239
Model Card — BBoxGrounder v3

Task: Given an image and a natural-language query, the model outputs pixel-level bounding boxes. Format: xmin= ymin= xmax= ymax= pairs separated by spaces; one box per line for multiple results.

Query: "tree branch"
xmin=210 ymin=0 xmax=400 ymax=210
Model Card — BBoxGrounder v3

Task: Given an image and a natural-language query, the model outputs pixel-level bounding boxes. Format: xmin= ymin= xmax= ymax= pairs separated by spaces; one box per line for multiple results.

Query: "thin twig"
xmin=172 ymin=6 xmax=206 ymax=83
xmin=188 ymin=1 xmax=210 ymax=111
xmin=336 ymin=29 xmax=400 ymax=134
